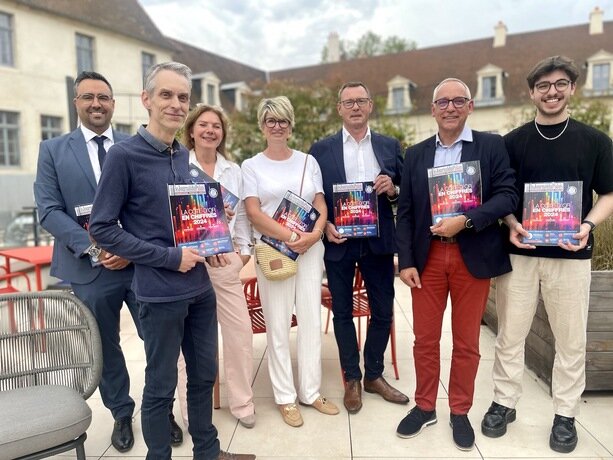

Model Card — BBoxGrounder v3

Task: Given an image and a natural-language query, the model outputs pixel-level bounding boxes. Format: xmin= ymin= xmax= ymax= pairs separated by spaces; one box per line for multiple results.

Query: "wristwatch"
xmin=464 ymin=215 xmax=474 ymax=229
xmin=582 ymin=220 xmax=595 ymax=232
xmin=86 ymin=244 xmax=102 ymax=263
xmin=387 ymin=185 xmax=400 ymax=202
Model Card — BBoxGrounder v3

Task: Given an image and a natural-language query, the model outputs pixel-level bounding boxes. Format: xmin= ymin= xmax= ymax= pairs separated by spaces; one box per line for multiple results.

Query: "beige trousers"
xmin=177 ymin=251 xmax=254 ymax=427
xmin=492 ymin=254 xmax=591 ymax=417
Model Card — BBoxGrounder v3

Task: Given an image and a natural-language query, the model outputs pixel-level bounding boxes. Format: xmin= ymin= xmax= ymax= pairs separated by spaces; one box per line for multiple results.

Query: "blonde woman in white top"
xmin=241 ymin=96 xmax=339 ymax=427
xmin=176 ymin=104 xmax=255 ymax=429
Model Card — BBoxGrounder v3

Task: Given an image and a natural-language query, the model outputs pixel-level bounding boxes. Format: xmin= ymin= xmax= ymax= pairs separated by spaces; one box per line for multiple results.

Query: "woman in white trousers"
xmin=241 ymin=96 xmax=339 ymax=427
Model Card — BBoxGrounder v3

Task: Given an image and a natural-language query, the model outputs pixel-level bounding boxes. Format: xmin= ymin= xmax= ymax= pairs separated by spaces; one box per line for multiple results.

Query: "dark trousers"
xmin=139 ymin=288 xmax=219 ymax=460
xmin=411 ymin=241 xmax=490 ymax=414
xmin=72 ymin=266 xmax=139 ymax=419
xmin=325 ymin=240 xmax=395 ymax=381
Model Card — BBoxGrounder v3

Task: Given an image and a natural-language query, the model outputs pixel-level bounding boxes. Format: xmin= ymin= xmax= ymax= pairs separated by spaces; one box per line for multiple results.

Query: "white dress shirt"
xmin=80 ymin=124 xmax=114 ymax=183
xmin=342 ymin=126 xmax=381 ymax=182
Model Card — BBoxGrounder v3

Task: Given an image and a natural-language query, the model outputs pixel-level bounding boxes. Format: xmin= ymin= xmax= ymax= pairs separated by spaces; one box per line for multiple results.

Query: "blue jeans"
xmin=139 ymin=288 xmax=219 ymax=460
xmin=325 ymin=240 xmax=395 ymax=381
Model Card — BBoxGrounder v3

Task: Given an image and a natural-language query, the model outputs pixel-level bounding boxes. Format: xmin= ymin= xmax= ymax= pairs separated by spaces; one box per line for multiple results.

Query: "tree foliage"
xmin=568 ymin=97 xmax=612 ymax=134
xmin=228 ymin=80 xmax=414 ymax=163
xmin=228 ymin=80 xmax=339 ymax=163
xmin=321 ymin=30 xmax=416 ymax=63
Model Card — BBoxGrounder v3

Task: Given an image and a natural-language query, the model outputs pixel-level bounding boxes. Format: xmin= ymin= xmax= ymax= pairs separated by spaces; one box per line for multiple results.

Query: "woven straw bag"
xmin=255 ymin=244 xmax=297 ymax=281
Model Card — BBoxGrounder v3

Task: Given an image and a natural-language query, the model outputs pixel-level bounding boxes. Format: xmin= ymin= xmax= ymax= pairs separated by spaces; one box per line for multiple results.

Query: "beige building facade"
xmin=0 ymin=1 xmax=611 ymax=245
xmin=0 ymin=0 xmax=172 ymax=237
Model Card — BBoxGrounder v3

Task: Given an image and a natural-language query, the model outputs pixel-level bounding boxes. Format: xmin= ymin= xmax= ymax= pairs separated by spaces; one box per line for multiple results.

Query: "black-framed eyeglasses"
xmin=433 ymin=97 xmax=470 ymax=110
xmin=76 ymin=93 xmax=113 ymax=103
xmin=339 ymin=98 xmax=371 ymax=109
xmin=264 ymin=118 xmax=290 ymax=128
xmin=534 ymin=78 xmax=571 ymax=94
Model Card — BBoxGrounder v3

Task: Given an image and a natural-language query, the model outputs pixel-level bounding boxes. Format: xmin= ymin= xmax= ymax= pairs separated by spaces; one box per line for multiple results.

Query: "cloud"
xmin=140 ymin=0 xmax=613 ymax=70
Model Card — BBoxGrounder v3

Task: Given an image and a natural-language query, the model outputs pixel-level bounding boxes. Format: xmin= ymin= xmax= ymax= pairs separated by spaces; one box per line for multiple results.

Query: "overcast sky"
xmin=140 ymin=0 xmax=613 ymax=71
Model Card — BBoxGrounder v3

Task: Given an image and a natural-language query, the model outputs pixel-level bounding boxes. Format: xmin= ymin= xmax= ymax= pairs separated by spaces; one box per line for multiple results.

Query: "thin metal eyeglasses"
xmin=76 ymin=93 xmax=113 ymax=103
xmin=534 ymin=78 xmax=571 ymax=94
xmin=433 ymin=97 xmax=470 ymax=110
xmin=264 ymin=118 xmax=290 ymax=128
xmin=339 ymin=98 xmax=371 ymax=109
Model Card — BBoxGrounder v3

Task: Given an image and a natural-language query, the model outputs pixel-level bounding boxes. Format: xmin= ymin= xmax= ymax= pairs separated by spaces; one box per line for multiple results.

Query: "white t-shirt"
xmin=241 ymin=150 xmax=323 ymax=239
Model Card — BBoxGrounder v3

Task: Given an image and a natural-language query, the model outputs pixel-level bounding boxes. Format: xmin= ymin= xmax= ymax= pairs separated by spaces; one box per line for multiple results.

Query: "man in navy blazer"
xmin=34 ymin=71 xmax=181 ymax=452
xmin=394 ymin=78 xmax=517 ymax=451
xmin=310 ymin=81 xmax=408 ymax=414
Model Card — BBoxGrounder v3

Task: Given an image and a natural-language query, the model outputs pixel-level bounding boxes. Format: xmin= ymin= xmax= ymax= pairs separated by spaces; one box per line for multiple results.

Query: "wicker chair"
xmin=0 ymin=291 xmax=102 ymax=460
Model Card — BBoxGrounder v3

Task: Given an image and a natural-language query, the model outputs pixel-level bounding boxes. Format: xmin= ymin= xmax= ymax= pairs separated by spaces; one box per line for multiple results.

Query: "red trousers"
xmin=411 ymin=241 xmax=490 ymax=415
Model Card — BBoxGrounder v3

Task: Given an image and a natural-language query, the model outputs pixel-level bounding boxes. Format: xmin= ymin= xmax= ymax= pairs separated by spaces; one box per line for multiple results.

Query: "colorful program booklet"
xmin=427 ymin=160 xmax=482 ymax=224
xmin=168 ymin=182 xmax=234 ymax=257
xmin=75 ymin=204 xmax=93 ymax=230
xmin=521 ymin=181 xmax=582 ymax=246
xmin=188 ymin=162 xmax=240 ymax=210
xmin=261 ymin=191 xmax=321 ymax=261
xmin=332 ymin=181 xmax=379 ymax=238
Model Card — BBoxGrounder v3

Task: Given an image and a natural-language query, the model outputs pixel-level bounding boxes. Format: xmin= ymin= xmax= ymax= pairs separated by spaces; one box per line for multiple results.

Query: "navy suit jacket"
xmin=310 ymin=130 xmax=403 ymax=262
xmin=396 ymin=130 xmax=518 ymax=279
xmin=34 ymin=128 xmax=129 ymax=284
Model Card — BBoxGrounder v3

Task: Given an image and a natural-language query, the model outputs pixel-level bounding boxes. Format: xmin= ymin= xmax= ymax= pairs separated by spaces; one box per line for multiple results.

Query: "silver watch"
xmin=87 ymin=244 xmax=102 ymax=263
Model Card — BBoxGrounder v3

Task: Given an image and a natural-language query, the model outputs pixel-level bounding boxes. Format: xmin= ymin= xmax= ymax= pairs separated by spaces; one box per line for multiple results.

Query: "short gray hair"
xmin=432 ymin=78 xmax=472 ymax=101
xmin=256 ymin=96 xmax=295 ymax=129
xmin=144 ymin=61 xmax=192 ymax=94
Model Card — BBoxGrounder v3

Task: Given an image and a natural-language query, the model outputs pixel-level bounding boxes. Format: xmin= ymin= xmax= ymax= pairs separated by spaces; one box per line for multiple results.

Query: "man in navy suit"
xmin=394 ymin=78 xmax=517 ymax=451
xmin=310 ymin=81 xmax=408 ymax=414
xmin=34 ymin=71 xmax=182 ymax=452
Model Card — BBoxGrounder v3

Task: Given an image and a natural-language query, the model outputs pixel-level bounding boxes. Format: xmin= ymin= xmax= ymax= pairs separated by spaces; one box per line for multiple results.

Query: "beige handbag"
xmin=255 ymin=244 xmax=298 ymax=281
xmin=256 ymin=152 xmax=310 ymax=281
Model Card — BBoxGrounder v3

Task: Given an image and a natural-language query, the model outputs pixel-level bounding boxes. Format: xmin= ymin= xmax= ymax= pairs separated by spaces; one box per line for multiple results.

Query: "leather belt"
xmin=434 ymin=235 xmax=458 ymax=243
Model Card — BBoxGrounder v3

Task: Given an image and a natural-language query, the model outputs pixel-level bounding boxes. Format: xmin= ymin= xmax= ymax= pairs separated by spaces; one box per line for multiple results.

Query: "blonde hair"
xmin=256 ymin=96 xmax=295 ymax=129
xmin=182 ymin=104 xmax=229 ymax=157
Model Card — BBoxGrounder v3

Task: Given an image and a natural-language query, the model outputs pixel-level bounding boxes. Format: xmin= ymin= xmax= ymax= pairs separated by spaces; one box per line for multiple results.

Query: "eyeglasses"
xmin=433 ymin=97 xmax=470 ymax=110
xmin=339 ymin=98 xmax=371 ymax=109
xmin=76 ymin=93 xmax=113 ymax=103
xmin=264 ymin=118 xmax=290 ymax=128
xmin=534 ymin=78 xmax=571 ymax=94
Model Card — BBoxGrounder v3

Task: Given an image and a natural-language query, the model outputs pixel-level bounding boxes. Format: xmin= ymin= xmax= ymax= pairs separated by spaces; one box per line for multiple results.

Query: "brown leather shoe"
xmin=364 ymin=376 xmax=409 ymax=404
xmin=218 ymin=450 xmax=256 ymax=460
xmin=344 ymin=379 xmax=363 ymax=413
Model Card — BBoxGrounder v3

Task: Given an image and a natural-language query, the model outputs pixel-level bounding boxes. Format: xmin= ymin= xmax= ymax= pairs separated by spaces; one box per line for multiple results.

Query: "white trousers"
xmin=492 ymin=254 xmax=591 ymax=417
xmin=255 ymin=240 xmax=324 ymax=405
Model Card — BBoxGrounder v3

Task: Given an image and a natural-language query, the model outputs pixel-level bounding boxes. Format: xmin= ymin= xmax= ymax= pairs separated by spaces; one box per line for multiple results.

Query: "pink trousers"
xmin=177 ymin=252 xmax=254 ymax=426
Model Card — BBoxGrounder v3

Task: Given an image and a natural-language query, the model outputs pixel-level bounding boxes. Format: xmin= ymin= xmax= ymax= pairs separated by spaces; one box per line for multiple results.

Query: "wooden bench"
xmin=483 ymin=271 xmax=613 ymax=392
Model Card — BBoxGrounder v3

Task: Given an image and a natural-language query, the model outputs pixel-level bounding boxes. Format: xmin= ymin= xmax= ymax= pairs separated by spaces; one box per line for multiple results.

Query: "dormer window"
xmin=593 ymin=63 xmax=610 ymax=91
xmin=475 ymin=64 xmax=505 ymax=107
xmin=585 ymin=51 xmax=613 ymax=96
xmin=482 ymin=76 xmax=496 ymax=100
xmin=385 ymin=75 xmax=415 ymax=115
xmin=192 ymin=71 xmax=221 ymax=105
xmin=221 ymin=81 xmax=250 ymax=112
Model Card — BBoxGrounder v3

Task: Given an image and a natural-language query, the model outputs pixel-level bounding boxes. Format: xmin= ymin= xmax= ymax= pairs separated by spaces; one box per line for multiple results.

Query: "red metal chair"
xmin=1 ymin=269 xmax=32 ymax=332
xmin=0 ymin=269 xmax=32 ymax=294
xmin=321 ymin=266 xmax=399 ymax=380
xmin=213 ymin=277 xmax=297 ymax=409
